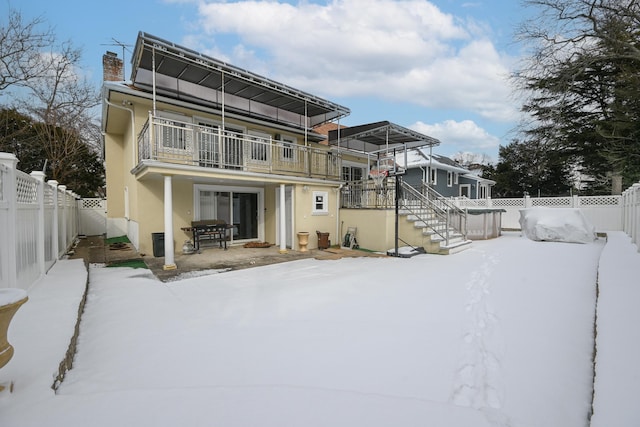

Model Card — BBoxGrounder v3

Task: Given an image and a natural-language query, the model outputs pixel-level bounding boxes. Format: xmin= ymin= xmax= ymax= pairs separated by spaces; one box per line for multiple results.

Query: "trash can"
xmin=152 ymin=232 xmax=165 ymax=257
xmin=316 ymin=231 xmax=330 ymax=249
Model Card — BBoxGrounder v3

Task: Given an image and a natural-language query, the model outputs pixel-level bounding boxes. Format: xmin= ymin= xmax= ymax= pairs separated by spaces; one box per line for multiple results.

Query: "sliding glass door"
xmin=195 ymin=185 xmax=263 ymax=243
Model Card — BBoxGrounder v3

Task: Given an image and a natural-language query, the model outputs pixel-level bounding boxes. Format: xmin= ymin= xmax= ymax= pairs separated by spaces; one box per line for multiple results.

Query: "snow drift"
xmin=519 ymin=207 xmax=596 ymax=243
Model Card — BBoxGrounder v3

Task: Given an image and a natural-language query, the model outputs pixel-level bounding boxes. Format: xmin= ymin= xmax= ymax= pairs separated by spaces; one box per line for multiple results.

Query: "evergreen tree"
xmin=486 ymin=140 xmax=572 ymax=197
xmin=515 ymin=0 xmax=640 ymax=192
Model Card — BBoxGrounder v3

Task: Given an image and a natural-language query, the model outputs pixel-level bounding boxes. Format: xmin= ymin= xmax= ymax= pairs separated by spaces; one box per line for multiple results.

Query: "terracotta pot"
xmin=0 ymin=289 xmax=28 ymax=370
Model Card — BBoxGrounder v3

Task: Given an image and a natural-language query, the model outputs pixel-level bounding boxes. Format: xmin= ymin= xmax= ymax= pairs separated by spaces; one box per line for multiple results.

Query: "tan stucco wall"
xmin=338 ymin=208 xmax=397 ymax=252
xmin=104 ymin=133 xmax=125 ymax=218
xmin=293 ymin=184 xmax=339 ymax=249
xmin=133 ymin=178 xmax=195 ymax=255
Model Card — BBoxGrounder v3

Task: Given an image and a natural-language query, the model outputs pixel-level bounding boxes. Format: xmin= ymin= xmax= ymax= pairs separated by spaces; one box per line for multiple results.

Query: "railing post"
xmin=525 ymin=194 xmax=532 ymax=208
xmin=30 ymin=171 xmax=46 ymax=278
xmin=572 ymin=195 xmax=580 ymax=208
xmin=487 ymin=196 xmax=493 ymax=208
xmin=0 ymin=153 xmax=18 ymax=288
xmin=218 ymin=126 xmax=224 ymax=168
xmin=148 ymin=111 xmax=154 ymax=160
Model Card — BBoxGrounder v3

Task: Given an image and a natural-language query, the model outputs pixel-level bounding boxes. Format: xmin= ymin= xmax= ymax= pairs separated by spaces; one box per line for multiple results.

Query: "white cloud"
xmin=186 ymin=0 xmax=519 ymax=122
xmin=410 ymin=119 xmax=500 ymax=156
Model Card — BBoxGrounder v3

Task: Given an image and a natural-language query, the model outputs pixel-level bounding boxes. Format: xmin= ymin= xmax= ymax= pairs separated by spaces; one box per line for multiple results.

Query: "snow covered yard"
xmin=1 ymin=231 xmax=638 ymax=427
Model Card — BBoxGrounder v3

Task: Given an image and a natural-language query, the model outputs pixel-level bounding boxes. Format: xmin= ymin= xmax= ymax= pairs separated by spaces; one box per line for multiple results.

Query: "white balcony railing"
xmin=138 ymin=113 xmax=341 ymax=179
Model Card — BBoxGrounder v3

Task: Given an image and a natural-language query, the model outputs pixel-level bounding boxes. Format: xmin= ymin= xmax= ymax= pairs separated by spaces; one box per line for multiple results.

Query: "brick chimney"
xmin=102 ymin=51 xmax=124 ymax=82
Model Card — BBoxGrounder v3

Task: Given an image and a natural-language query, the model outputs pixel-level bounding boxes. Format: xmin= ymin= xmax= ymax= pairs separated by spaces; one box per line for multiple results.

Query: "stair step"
xmin=438 ymin=239 xmax=473 ymax=255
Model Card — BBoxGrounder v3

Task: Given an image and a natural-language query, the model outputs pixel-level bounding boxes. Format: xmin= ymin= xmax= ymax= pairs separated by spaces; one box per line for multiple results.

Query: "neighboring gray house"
xmin=398 ymin=149 xmax=494 ymax=199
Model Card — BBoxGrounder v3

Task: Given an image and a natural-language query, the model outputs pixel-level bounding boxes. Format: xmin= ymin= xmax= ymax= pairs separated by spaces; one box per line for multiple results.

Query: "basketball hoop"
xmin=369 ymin=168 xmax=388 ymax=188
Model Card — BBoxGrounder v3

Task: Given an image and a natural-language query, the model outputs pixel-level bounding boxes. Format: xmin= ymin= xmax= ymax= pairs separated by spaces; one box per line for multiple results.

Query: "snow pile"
xmin=519 ymin=207 xmax=596 ymax=243
xmin=0 ymin=288 xmax=27 ymax=306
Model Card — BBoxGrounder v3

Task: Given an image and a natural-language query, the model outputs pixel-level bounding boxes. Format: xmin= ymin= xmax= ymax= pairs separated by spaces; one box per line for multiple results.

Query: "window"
xmin=195 ymin=121 xmax=219 ymax=167
xmin=278 ymin=135 xmax=297 ymax=161
xmin=447 ymin=171 xmax=453 ymax=187
xmin=426 ymin=167 xmax=437 ymax=185
xmin=248 ymin=131 xmax=270 ymax=163
xmin=342 ymin=165 xmax=365 ymax=182
xmin=454 ymin=172 xmax=459 ymax=185
xmin=312 ymin=191 xmax=328 ymax=215
xmin=157 ymin=111 xmax=189 ymax=151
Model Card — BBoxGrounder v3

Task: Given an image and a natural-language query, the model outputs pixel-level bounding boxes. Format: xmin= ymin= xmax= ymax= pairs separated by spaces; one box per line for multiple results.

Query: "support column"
xmin=279 ymin=184 xmax=287 ymax=254
xmin=163 ymin=175 xmax=177 ymax=270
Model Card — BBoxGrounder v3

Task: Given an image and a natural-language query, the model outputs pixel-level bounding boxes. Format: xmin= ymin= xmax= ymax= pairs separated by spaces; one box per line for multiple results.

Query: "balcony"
xmin=137 ymin=113 xmax=341 ymax=179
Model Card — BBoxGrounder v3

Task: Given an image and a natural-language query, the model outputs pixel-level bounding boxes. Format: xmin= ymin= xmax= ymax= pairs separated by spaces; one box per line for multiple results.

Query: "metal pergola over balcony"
xmin=327 ymin=121 xmax=441 ymax=175
xmin=130 ymin=32 xmax=350 ymax=131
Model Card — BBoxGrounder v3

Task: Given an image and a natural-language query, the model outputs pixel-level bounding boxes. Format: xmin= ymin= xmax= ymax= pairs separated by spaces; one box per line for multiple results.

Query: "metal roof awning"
xmin=327 ymin=121 xmax=440 ymax=153
xmin=129 ymin=32 xmax=350 ymax=128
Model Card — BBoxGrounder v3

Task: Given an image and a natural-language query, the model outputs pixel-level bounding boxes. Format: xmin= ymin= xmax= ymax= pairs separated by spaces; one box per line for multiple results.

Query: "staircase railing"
xmin=400 ymin=180 xmax=468 ymax=246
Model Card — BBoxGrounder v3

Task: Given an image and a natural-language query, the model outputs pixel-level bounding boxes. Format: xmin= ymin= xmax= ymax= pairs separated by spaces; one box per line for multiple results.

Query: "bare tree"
xmin=0 ymin=9 xmax=104 ymax=195
xmin=19 ymin=41 xmax=101 ymax=185
xmin=0 ymin=9 xmax=54 ymax=92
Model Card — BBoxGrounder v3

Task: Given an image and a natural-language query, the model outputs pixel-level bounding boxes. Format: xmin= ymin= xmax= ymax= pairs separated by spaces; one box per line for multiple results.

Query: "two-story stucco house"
xmin=102 ymin=32 xmax=479 ymax=266
xmin=102 ymin=32 xmax=353 ymax=269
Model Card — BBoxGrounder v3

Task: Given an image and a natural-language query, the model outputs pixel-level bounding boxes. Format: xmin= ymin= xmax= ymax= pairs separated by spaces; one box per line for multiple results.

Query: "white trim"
xmin=459 ymin=184 xmax=471 ymax=198
xmin=312 ymin=190 xmax=329 ymax=215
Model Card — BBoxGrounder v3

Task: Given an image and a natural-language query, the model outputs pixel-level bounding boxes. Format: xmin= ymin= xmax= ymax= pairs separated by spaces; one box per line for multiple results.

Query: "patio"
xmin=69 ymin=235 xmax=387 ymax=282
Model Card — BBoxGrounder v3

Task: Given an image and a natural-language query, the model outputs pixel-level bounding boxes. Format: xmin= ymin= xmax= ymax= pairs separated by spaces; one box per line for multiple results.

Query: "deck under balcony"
xmin=137 ymin=114 xmax=341 ymax=180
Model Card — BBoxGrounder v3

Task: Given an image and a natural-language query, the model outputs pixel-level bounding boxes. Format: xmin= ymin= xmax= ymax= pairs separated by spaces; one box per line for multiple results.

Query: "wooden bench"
xmin=182 ymin=220 xmax=231 ymax=251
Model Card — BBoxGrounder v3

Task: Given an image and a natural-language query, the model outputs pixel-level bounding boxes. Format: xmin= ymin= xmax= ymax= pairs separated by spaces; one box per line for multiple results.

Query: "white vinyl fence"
xmin=622 ymin=183 xmax=640 ymax=248
xmin=454 ymin=194 xmax=624 ymax=232
xmin=0 ymin=153 xmax=80 ymax=290
xmin=454 ymin=184 xmax=640 ymax=252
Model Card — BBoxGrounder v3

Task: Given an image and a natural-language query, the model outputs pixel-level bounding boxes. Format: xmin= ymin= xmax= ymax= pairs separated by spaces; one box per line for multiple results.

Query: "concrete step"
xmin=438 ymin=239 xmax=473 ymax=255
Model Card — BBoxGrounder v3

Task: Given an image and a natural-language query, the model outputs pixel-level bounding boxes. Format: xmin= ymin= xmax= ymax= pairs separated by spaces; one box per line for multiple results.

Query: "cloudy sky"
xmin=7 ymin=0 xmax=532 ymax=162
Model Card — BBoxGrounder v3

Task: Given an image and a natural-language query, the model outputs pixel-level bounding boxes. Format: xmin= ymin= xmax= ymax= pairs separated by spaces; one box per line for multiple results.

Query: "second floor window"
xmin=342 ymin=165 xmax=365 ymax=182
xmin=278 ymin=135 xmax=297 ymax=161
xmin=157 ymin=112 xmax=189 ymax=151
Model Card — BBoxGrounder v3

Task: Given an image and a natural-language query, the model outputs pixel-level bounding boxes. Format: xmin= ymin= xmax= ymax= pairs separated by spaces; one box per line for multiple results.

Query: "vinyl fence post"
xmin=59 ymin=185 xmax=67 ymax=257
xmin=30 ymin=171 xmax=46 ymax=278
xmin=48 ymin=180 xmax=59 ymax=259
xmin=0 ymin=153 xmax=18 ymax=288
